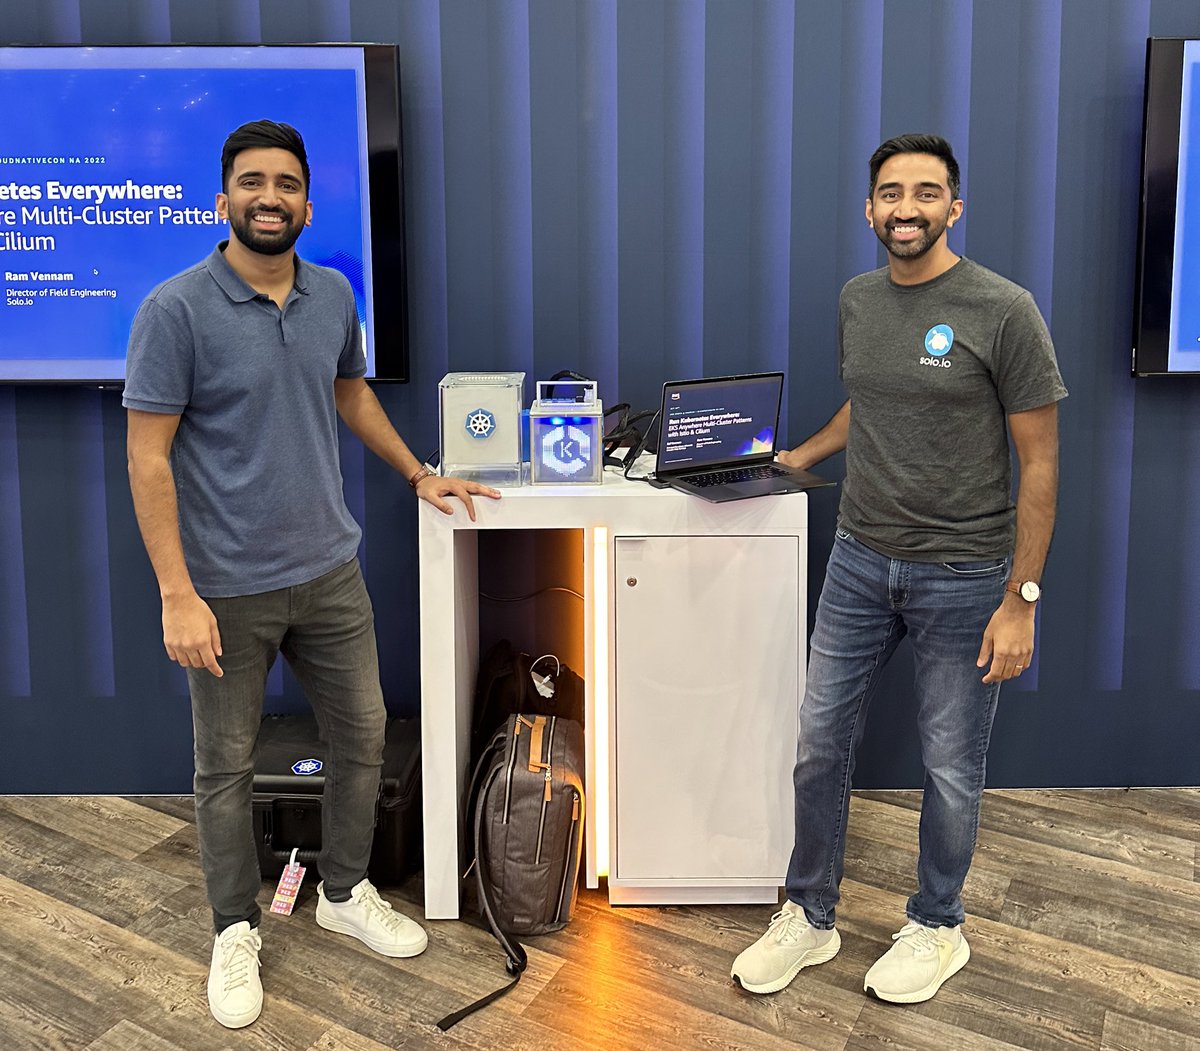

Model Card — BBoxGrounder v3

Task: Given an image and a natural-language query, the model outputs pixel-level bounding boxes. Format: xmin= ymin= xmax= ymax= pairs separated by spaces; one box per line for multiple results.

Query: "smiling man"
xmin=123 ymin=121 xmax=499 ymax=1030
xmin=731 ymin=134 xmax=1067 ymax=1003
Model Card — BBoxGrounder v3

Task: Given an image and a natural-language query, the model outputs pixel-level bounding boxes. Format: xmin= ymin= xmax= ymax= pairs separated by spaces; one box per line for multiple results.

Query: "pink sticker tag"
xmin=270 ymin=849 xmax=306 ymax=916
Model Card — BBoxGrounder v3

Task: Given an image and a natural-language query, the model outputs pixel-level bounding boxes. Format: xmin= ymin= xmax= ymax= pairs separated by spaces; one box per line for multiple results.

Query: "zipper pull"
xmin=572 ymin=795 xmax=580 ymax=820
xmin=544 ymin=769 xmax=552 ymax=802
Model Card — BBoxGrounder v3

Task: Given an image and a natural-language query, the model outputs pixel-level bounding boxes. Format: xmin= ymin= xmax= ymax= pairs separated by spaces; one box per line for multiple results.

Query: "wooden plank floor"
xmin=0 ymin=789 xmax=1196 ymax=1051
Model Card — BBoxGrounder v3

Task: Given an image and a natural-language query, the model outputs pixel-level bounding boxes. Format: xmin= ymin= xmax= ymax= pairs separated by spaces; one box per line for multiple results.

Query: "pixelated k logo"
xmin=541 ymin=423 xmax=592 ymax=477
xmin=291 ymin=758 xmax=323 ymax=776
xmin=924 ymin=324 xmax=954 ymax=357
xmin=465 ymin=407 xmax=496 ymax=440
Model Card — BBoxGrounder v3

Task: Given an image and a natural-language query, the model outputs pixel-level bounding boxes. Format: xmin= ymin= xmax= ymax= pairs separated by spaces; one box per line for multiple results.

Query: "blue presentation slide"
xmin=0 ymin=48 xmax=372 ymax=380
xmin=1170 ymin=40 xmax=1200 ymax=371
xmin=659 ymin=377 xmax=779 ymax=470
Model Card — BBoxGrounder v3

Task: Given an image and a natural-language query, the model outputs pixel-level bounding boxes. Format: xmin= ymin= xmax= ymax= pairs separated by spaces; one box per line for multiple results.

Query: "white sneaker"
xmin=863 ymin=921 xmax=970 ymax=1003
xmin=207 ymin=921 xmax=263 ymax=1029
xmin=315 ymin=879 xmax=428 ymax=958
xmin=730 ymin=900 xmax=841 ymax=994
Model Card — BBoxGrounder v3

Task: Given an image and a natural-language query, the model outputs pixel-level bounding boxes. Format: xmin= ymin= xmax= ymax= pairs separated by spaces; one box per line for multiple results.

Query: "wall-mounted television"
xmin=1134 ymin=38 xmax=1200 ymax=377
xmin=0 ymin=43 xmax=408 ymax=384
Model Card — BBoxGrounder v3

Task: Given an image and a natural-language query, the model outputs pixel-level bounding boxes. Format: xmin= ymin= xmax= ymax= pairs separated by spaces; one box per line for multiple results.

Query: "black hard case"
xmin=251 ymin=714 xmax=423 ymax=884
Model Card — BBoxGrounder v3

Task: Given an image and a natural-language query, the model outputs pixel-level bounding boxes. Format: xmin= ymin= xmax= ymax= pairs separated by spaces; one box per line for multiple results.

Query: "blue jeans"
xmin=786 ymin=528 xmax=1008 ymax=930
xmin=187 ymin=558 xmax=386 ymax=933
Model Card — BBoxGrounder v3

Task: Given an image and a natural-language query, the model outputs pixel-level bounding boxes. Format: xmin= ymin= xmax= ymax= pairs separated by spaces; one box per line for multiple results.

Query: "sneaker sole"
xmin=863 ymin=938 xmax=970 ymax=1004
xmin=207 ymin=989 xmax=262 ymax=1029
xmin=731 ymin=929 xmax=842 ymax=994
xmin=315 ymin=909 xmax=429 ymax=958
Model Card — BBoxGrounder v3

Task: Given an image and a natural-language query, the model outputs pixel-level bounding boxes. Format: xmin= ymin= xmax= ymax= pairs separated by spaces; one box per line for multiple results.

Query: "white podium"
xmin=417 ymin=473 xmax=806 ymax=918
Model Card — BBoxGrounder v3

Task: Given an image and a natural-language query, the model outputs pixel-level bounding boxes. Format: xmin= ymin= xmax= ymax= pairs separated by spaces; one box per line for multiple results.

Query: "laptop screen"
xmin=657 ymin=372 xmax=784 ymax=473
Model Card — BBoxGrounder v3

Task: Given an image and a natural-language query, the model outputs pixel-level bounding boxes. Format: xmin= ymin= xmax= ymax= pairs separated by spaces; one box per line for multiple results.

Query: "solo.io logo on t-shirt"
xmin=921 ymin=324 xmax=954 ymax=368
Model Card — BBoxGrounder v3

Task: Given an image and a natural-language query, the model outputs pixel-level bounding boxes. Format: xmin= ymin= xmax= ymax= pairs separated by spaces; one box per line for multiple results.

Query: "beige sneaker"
xmin=730 ymin=900 xmax=841 ymax=993
xmin=207 ymin=921 xmax=263 ymax=1029
xmin=863 ymin=921 xmax=970 ymax=1003
xmin=315 ymin=879 xmax=428 ymax=958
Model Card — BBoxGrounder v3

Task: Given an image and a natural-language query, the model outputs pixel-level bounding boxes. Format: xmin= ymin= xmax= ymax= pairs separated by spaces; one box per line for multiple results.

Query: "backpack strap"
xmin=435 ymin=760 xmax=528 ymax=1031
xmin=526 ymin=715 xmax=548 ymax=776
xmin=473 ymin=759 xmax=529 ymax=974
xmin=459 ymin=733 xmax=505 ymax=875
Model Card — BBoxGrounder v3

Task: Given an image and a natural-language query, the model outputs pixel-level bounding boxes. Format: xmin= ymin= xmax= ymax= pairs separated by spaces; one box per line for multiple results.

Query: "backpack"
xmin=436 ymin=711 xmax=585 ymax=1030
xmin=470 ymin=639 xmax=584 ymax=768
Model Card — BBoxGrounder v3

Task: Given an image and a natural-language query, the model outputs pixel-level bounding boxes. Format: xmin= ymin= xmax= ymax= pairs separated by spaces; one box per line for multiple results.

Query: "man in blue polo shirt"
xmin=124 ymin=120 xmax=499 ymax=1030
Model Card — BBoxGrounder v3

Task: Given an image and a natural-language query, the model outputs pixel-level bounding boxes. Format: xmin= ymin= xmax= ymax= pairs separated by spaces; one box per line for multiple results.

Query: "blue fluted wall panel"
xmin=0 ymin=387 xmax=31 ymax=696
xmin=576 ymin=1 xmax=620 ymax=392
xmin=2 ymin=0 xmax=1199 ymax=790
xmin=165 ymin=1 xmax=262 ymax=42
xmin=702 ymin=1 xmax=794 ymax=382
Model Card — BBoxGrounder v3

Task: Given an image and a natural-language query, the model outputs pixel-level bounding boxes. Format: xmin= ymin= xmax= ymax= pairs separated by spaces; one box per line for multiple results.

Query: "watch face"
xmin=1020 ymin=580 xmax=1041 ymax=602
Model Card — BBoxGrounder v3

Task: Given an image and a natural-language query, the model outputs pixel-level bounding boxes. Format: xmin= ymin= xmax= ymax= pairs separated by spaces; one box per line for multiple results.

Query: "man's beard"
xmin=875 ymin=212 xmax=950 ymax=259
xmin=228 ymin=207 xmax=303 ymax=256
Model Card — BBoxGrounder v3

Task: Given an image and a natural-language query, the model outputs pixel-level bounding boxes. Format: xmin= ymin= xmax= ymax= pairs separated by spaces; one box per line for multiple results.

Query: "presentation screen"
xmin=1134 ymin=38 xmax=1200 ymax=376
xmin=0 ymin=44 xmax=408 ymax=383
xmin=658 ymin=374 xmax=781 ymax=472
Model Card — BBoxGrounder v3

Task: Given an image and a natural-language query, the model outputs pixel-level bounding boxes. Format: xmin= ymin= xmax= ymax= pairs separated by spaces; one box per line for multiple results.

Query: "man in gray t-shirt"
xmin=733 ymin=134 xmax=1066 ymax=1005
xmin=838 ymin=255 xmax=1065 ymax=561
xmin=125 ymin=121 xmax=499 ymax=1031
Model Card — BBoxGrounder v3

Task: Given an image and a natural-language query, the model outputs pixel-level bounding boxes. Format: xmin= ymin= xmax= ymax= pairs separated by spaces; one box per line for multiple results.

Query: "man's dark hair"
xmin=220 ymin=120 xmax=310 ymax=194
xmin=868 ymin=134 xmax=960 ymax=200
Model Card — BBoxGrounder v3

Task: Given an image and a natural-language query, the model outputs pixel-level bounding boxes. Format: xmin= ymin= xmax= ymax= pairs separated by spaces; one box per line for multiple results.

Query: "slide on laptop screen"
xmin=654 ymin=372 xmax=833 ymax=503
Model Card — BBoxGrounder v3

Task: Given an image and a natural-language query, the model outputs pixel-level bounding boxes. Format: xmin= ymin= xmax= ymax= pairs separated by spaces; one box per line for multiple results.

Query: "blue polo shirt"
xmin=124 ymin=243 xmax=365 ymax=597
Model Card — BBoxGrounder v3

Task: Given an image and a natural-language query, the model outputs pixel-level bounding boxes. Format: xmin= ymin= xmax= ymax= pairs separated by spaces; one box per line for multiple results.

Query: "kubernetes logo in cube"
xmin=292 ymin=758 xmax=323 ymax=776
xmin=465 ymin=407 xmax=497 ymax=440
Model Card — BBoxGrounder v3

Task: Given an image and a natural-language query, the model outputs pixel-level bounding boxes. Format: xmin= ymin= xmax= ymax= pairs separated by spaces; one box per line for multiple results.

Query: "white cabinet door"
xmin=611 ymin=534 xmax=801 ymax=902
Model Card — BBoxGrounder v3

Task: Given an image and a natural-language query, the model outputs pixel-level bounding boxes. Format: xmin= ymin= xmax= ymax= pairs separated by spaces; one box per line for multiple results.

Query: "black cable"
xmin=543 ymin=369 xmax=594 ymax=400
xmin=479 ymin=586 xmax=584 ymax=603
xmin=621 ymin=408 xmax=661 ymax=482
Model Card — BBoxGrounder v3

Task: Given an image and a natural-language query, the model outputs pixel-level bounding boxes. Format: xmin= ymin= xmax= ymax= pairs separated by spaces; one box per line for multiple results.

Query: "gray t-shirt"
xmin=837 ymin=257 xmax=1067 ymax=562
xmin=124 ymin=244 xmax=366 ymax=597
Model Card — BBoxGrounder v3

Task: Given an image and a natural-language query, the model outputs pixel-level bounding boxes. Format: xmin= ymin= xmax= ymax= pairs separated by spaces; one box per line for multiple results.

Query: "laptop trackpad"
xmin=703 ymin=480 xmax=783 ymax=502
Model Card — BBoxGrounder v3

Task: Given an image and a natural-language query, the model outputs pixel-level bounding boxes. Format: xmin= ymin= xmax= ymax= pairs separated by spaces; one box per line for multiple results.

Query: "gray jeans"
xmin=187 ymin=557 xmax=386 ymax=933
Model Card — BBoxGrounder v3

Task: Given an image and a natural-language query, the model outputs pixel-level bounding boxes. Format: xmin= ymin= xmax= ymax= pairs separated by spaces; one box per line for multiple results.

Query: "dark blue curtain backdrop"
xmin=2 ymin=0 xmax=1198 ymax=791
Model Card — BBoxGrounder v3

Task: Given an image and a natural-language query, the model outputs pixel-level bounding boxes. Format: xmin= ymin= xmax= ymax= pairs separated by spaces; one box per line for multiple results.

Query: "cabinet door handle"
xmin=626 ymin=577 xmax=638 ymax=587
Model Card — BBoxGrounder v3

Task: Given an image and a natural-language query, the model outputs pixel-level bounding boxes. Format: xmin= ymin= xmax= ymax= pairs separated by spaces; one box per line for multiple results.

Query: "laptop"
xmin=652 ymin=372 xmax=833 ymax=503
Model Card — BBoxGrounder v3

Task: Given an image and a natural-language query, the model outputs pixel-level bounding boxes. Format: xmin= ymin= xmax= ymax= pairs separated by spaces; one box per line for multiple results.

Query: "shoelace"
xmin=767 ymin=907 xmax=809 ymax=946
xmin=219 ymin=929 xmax=261 ymax=992
xmin=892 ymin=922 xmax=940 ymax=956
xmin=357 ymin=886 xmax=404 ymax=932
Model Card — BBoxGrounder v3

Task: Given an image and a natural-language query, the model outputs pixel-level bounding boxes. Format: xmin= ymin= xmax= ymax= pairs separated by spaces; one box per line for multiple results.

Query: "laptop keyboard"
xmin=690 ymin=463 xmax=789 ymax=487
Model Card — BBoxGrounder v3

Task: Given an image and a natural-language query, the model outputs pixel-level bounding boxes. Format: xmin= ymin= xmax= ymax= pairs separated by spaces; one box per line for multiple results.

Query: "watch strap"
xmin=408 ymin=465 xmax=434 ymax=489
xmin=1006 ymin=580 xmax=1040 ymax=601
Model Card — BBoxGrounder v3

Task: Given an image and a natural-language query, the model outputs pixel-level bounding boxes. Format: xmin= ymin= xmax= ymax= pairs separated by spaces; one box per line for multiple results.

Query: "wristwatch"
xmin=1006 ymin=579 xmax=1041 ymax=603
xmin=408 ymin=464 xmax=434 ymax=489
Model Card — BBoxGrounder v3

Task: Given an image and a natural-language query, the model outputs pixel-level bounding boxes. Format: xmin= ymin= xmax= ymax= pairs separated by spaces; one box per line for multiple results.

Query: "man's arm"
xmin=126 ymin=409 xmax=223 ymax=677
xmin=977 ymin=401 xmax=1059 ymax=684
xmin=777 ymin=399 xmax=851 ymax=470
xmin=332 ymin=377 xmax=501 ymax=521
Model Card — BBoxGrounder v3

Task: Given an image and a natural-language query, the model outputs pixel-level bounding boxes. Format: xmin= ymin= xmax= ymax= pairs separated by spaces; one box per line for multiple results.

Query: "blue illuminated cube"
xmin=528 ymin=380 xmax=604 ymax=485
